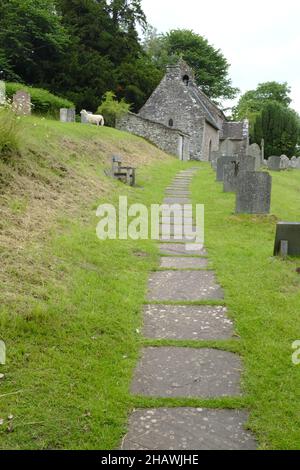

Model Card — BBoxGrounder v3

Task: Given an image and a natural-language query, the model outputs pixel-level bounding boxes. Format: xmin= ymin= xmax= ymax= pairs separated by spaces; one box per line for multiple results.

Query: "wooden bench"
xmin=112 ymin=156 xmax=136 ymax=186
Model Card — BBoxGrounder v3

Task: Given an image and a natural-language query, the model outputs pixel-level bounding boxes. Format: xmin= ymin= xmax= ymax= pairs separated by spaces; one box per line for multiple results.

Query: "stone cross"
xmin=236 ymin=171 xmax=272 ymax=214
xmin=12 ymin=90 xmax=31 ymax=115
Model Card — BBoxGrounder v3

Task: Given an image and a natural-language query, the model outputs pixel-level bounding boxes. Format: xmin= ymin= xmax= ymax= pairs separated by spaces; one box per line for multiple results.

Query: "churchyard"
xmin=0 ymin=108 xmax=299 ymax=449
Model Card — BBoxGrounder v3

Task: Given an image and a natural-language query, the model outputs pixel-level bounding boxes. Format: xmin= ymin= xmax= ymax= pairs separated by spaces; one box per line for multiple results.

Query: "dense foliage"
xmin=0 ymin=0 xmax=237 ymax=112
xmin=5 ymin=83 xmax=74 ymax=116
xmin=97 ymin=91 xmax=131 ymax=127
xmin=253 ymin=102 xmax=300 ymax=158
xmin=143 ymin=27 xmax=238 ymax=101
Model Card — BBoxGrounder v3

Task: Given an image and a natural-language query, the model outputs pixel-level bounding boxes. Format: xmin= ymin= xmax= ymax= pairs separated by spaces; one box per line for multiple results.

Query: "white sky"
xmin=141 ymin=0 xmax=300 ymax=113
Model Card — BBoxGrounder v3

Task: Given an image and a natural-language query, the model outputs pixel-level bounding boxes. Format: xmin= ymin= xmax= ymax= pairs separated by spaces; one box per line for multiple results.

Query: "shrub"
xmin=97 ymin=91 xmax=131 ymax=127
xmin=5 ymin=83 xmax=75 ymax=118
xmin=0 ymin=104 xmax=20 ymax=159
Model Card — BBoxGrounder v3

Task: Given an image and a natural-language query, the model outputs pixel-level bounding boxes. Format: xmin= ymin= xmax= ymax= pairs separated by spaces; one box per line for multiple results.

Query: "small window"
xmin=169 ymin=119 xmax=174 ymax=127
xmin=183 ymin=75 xmax=190 ymax=86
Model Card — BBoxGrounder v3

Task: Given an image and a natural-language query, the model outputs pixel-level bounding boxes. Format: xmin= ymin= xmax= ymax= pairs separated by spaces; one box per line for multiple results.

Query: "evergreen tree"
xmin=253 ymin=102 xmax=300 ymax=157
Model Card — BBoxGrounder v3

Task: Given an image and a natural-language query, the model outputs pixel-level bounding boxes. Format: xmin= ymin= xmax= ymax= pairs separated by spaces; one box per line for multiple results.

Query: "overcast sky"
xmin=141 ymin=0 xmax=300 ymax=113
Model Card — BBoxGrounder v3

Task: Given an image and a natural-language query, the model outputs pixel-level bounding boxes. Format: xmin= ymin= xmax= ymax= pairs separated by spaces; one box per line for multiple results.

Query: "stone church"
xmin=117 ymin=60 xmax=248 ymax=161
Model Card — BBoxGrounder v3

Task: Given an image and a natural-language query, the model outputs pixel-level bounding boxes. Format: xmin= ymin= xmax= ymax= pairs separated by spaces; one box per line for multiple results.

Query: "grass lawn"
xmin=1 ymin=116 xmax=300 ymax=449
xmin=189 ymin=165 xmax=300 ymax=450
xmin=0 ymin=116 xmax=195 ymax=449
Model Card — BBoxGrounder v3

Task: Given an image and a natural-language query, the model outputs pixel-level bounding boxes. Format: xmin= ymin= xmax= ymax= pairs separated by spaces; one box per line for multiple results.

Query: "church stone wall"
xmin=116 ymin=112 xmax=190 ymax=161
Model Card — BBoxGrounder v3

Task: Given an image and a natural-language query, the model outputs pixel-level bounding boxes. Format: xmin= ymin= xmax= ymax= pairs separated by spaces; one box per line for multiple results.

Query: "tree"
xmin=143 ymin=28 xmax=238 ymax=101
xmin=253 ymin=102 xmax=300 ymax=158
xmin=97 ymin=91 xmax=131 ymax=127
xmin=233 ymin=81 xmax=292 ymax=137
xmin=0 ymin=0 xmax=70 ymax=85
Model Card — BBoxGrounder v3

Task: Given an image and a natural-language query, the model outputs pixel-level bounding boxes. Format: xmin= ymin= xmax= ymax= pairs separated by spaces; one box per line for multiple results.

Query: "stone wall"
xmin=202 ymin=122 xmax=220 ymax=161
xmin=116 ymin=112 xmax=190 ymax=161
xmin=138 ymin=64 xmax=218 ymax=160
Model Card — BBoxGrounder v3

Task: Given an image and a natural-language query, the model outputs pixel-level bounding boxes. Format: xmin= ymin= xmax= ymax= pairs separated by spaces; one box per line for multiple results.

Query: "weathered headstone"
xmin=12 ymin=90 xmax=31 ymax=115
xmin=295 ymin=158 xmax=300 ymax=169
xmin=248 ymin=143 xmax=261 ymax=170
xmin=0 ymin=81 xmax=5 ymax=105
xmin=219 ymin=138 xmax=236 ymax=157
xmin=236 ymin=171 xmax=272 ymax=214
xmin=60 ymin=108 xmax=76 ymax=123
xmin=239 ymin=155 xmax=256 ymax=173
xmin=274 ymin=222 xmax=300 ymax=257
xmin=290 ymin=156 xmax=297 ymax=169
xmin=216 ymin=156 xmax=237 ymax=182
xmin=263 ymin=159 xmax=268 ymax=167
xmin=223 ymin=161 xmax=239 ymax=192
xmin=268 ymin=156 xmax=281 ymax=171
xmin=280 ymin=155 xmax=290 ymax=170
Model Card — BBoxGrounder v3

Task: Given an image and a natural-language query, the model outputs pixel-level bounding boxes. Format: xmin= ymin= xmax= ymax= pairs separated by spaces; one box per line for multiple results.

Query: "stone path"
xmin=121 ymin=169 xmax=256 ymax=450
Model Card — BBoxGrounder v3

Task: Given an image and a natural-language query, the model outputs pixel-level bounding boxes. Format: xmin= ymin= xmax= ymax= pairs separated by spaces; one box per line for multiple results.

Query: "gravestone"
xmin=280 ymin=155 xmax=290 ymax=170
xmin=216 ymin=156 xmax=237 ymax=182
xmin=12 ymin=90 xmax=31 ymax=115
xmin=295 ymin=158 xmax=300 ymax=169
xmin=239 ymin=155 xmax=256 ymax=173
xmin=219 ymin=138 xmax=236 ymax=157
xmin=268 ymin=156 xmax=281 ymax=171
xmin=0 ymin=81 xmax=5 ymax=105
xmin=274 ymin=222 xmax=300 ymax=257
xmin=236 ymin=171 xmax=272 ymax=214
xmin=223 ymin=161 xmax=239 ymax=192
xmin=290 ymin=156 xmax=297 ymax=169
xmin=81 ymin=111 xmax=92 ymax=124
xmin=248 ymin=143 xmax=261 ymax=169
xmin=60 ymin=108 xmax=75 ymax=123
xmin=263 ymin=159 xmax=268 ymax=166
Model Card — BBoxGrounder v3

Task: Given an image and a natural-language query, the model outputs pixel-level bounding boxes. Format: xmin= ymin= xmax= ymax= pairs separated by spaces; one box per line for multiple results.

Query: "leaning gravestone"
xmin=216 ymin=156 xmax=237 ymax=182
xmin=0 ymin=81 xmax=5 ymax=105
xmin=236 ymin=171 xmax=272 ymax=214
xmin=274 ymin=222 xmax=300 ymax=257
xmin=12 ymin=90 xmax=31 ymax=115
xmin=268 ymin=156 xmax=281 ymax=171
xmin=223 ymin=161 xmax=239 ymax=192
xmin=248 ymin=143 xmax=261 ymax=170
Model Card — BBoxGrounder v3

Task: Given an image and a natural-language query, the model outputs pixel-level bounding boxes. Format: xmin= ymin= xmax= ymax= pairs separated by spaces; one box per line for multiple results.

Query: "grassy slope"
xmin=191 ymin=166 xmax=300 ymax=450
xmin=0 ymin=117 xmax=192 ymax=449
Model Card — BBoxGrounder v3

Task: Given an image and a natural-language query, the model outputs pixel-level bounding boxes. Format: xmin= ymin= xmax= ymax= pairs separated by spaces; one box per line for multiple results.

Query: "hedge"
xmin=5 ymin=83 xmax=75 ymax=117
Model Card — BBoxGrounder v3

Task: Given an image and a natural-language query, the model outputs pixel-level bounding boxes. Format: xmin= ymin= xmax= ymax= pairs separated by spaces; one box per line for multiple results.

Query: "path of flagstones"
xmin=121 ymin=169 xmax=257 ymax=450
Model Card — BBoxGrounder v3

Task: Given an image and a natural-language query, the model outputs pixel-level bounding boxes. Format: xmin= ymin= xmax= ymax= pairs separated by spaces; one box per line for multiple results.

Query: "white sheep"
xmin=80 ymin=109 xmax=105 ymax=126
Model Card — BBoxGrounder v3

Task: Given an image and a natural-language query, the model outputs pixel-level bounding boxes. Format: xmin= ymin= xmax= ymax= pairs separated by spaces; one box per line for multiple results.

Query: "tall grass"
xmin=0 ymin=105 xmax=20 ymax=159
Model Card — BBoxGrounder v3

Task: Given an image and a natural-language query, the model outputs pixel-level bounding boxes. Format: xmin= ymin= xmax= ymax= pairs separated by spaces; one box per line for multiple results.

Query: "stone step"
xmin=163 ymin=198 xmax=191 ymax=204
xmin=159 ymin=243 xmax=207 ymax=257
xmin=159 ymin=257 xmax=208 ymax=269
xmin=131 ymin=347 xmax=242 ymax=398
xmin=121 ymin=408 xmax=256 ymax=450
xmin=143 ymin=305 xmax=233 ymax=340
xmin=148 ymin=271 xmax=224 ymax=301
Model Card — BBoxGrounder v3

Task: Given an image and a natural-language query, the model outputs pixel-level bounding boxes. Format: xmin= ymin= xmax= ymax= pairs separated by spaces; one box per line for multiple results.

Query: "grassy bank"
xmin=191 ymin=165 xmax=300 ymax=450
xmin=0 ymin=116 xmax=192 ymax=449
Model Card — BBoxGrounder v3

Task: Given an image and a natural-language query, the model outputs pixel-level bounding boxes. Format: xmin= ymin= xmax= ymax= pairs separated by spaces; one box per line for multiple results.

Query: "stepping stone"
xmin=159 ymin=243 xmax=207 ymax=256
xmin=131 ymin=347 xmax=241 ymax=398
xmin=121 ymin=408 xmax=256 ymax=450
xmin=159 ymin=257 xmax=208 ymax=269
xmin=148 ymin=271 xmax=224 ymax=301
xmin=160 ymin=224 xmax=197 ymax=237
xmin=163 ymin=198 xmax=191 ymax=204
xmin=161 ymin=216 xmax=194 ymax=225
xmin=143 ymin=305 xmax=233 ymax=340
